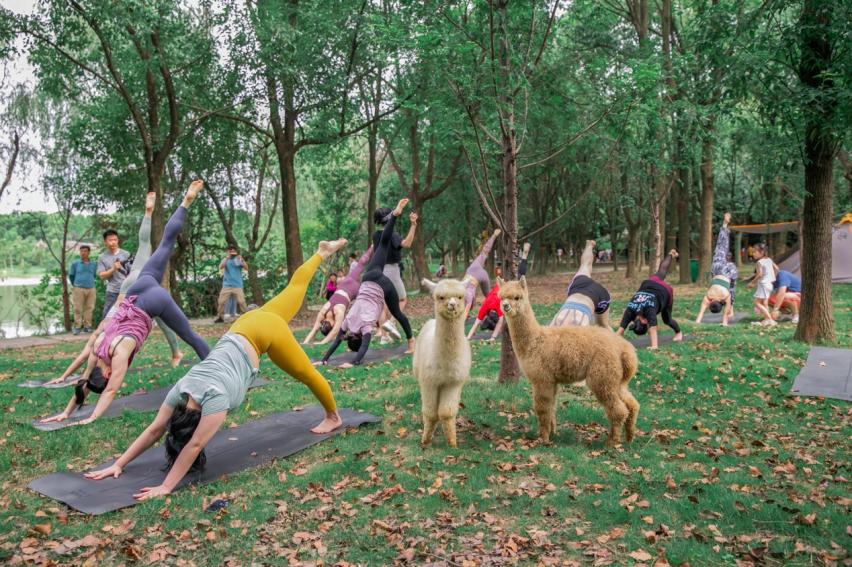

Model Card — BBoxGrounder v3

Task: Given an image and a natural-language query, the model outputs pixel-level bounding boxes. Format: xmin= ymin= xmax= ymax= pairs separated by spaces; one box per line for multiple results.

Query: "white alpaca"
xmin=413 ymin=279 xmax=471 ymax=447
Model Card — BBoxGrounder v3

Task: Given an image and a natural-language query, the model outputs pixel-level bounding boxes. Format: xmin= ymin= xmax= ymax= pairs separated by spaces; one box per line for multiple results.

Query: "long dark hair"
xmin=163 ymin=403 xmax=206 ymax=474
xmin=74 ymin=367 xmax=108 ymax=405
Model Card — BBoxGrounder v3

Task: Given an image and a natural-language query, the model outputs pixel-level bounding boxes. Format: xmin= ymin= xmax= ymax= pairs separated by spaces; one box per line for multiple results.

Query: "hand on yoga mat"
xmin=73 ymin=416 xmax=96 ymax=426
xmin=134 ymin=484 xmax=171 ymax=501
xmin=338 ymin=362 xmax=354 ymax=369
xmin=40 ymin=412 xmax=70 ymax=423
xmin=45 ymin=376 xmax=68 ymax=385
xmin=85 ymin=463 xmax=123 ymax=480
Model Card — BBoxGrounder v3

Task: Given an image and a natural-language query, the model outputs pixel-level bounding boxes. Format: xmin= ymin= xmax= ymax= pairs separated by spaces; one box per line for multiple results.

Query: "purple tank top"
xmin=96 ymin=296 xmax=153 ymax=366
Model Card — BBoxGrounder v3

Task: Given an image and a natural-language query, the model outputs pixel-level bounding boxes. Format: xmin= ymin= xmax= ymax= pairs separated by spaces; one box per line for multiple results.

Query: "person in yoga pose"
xmin=318 ymin=199 xmax=415 ymax=368
xmin=550 ymin=239 xmax=612 ymax=328
xmin=617 ymin=249 xmax=683 ymax=349
xmin=40 ymin=182 xmax=210 ymax=425
xmin=467 ymin=242 xmax=531 ymax=340
xmin=83 ymin=240 xmax=347 ymax=500
xmin=770 ymin=269 xmax=801 ymax=323
xmin=302 ymin=246 xmax=373 ymax=345
xmin=695 ymin=212 xmax=738 ymax=326
xmin=45 ymin=193 xmax=185 ymax=387
xmin=372 ymin=206 xmax=417 ymax=342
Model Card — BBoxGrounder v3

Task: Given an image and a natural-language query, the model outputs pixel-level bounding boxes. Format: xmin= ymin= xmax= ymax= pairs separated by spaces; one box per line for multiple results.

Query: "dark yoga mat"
xmin=790 ymin=347 xmax=852 ymax=402
xmin=315 ymin=343 xmax=411 ymax=368
xmin=32 ymin=377 xmax=270 ymax=431
xmin=28 ymin=406 xmax=380 ymax=515
xmin=629 ymin=334 xmax=691 ymax=349
xmin=698 ymin=312 xmax=750 ymax=325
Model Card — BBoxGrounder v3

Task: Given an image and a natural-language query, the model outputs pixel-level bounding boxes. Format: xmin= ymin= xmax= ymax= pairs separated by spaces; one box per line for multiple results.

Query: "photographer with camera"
xmin=214 ymin=245 xmax=248 ymax=323
xmin=98 ymin=228 xmax=131 ymax=317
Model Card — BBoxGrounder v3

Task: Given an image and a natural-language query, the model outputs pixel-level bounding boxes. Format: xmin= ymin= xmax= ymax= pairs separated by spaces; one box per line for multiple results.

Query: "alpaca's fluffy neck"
xmin=505 ymin=301 xmax=541 ymax=357
xmin=435 ymin=309 xmax=466 ymax=347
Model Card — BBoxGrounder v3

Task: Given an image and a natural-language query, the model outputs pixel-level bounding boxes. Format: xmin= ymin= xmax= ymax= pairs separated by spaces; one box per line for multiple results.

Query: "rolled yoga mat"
xmin=28 ymin=406 xmax=380 ymax=515
xmin=628 ymin=334 xmax=691 ymax=349
xmin=32 ymin=377 xmax=270 ymax=431
xmin=698 ymin=312 xmax=750 ymax=325
xmin=790 ymin=347 xmax=852 ymax=402
xmin=314 ymin=343 xmax=411 ymax=368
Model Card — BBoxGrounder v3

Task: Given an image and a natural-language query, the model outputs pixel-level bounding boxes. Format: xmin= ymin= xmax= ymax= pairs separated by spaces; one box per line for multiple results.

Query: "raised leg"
xmin=266 ymin=323 xmax=337 ymax=413
xmin=262 ymin=253 xmax=323 ymax=323
xmin=155 ymin=292 xmax=210 ymax=360
xmin=576 ymin=240 xmax=595 ymax=278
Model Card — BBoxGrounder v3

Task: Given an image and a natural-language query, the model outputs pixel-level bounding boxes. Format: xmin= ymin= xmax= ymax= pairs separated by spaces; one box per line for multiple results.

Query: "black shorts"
xmin=567 ymin=275 xmax=611 ymax=314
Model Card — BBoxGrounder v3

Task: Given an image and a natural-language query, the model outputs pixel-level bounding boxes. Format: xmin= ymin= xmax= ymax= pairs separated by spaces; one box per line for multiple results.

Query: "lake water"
xmin=0 ymin=278 xmax=63 ymax=338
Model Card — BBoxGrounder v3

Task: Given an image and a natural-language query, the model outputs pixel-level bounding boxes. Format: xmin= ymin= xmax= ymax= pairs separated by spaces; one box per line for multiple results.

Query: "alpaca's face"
xmin=433 ymin=280 xmax=466 ymax=320
xmin=498 ymin=279 xmax=528 ymax=319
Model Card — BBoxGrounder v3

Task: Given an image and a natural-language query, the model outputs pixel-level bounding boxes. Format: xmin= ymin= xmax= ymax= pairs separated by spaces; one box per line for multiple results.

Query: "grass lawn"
xmin=0 ymin=278 xmax=849 ymax=566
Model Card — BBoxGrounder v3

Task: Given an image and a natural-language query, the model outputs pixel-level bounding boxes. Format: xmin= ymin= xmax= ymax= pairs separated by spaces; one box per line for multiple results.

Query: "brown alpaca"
xmin=498 ymin=277 xmax=640 ymax=446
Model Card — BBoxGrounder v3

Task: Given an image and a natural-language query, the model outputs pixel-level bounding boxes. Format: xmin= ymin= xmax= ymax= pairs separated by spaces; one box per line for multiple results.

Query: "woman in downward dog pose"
xmin=550 ymin=239 xmax=612 ymax=328
xmin=695 ymin=212 xmax=738 ymax=326
xmin=84 ymin=240 xmax=347 ymax=500
xmin=318 ymin=199 xmax=415 ymax=368
xmin=303 ymin=246 xmax=373 ymax=345
xmin=617 ymin=249 xmax=683 ymax=349
xmin=466 ymin=241 xmax=531 ymax=340
xmin=46 ymin=193 xmax=184 ymax=386
xmin=40 ymin=182 xmax=210 ymax=425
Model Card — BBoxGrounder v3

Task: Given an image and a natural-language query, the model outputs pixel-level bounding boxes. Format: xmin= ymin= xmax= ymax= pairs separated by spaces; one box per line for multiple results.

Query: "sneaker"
xmin=213 ymin=317 xmax=225 ymax=323
xmin=379 ymin=335 xmax=392 ymax=345
xmin=762 ymin=319 xmax=777 ymax=327
xmin=792 ymin=316 xmax=799 ymax=324
xmin=72 ymin=327 xmax=81 ymax=335
xmin=383 ymin=320 xmax=402 ymax=340
xmin=83 ymin=326 xmax=92 ymax=333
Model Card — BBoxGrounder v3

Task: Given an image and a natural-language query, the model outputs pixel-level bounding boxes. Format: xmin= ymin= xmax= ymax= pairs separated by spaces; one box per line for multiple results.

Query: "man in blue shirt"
xmin=69 ymin=244 xmax=98 ymax=334
xmin=770 ymin=269 xmax=801 ymax=323
xmin=214 ymin=245 xmax=248 ymax=323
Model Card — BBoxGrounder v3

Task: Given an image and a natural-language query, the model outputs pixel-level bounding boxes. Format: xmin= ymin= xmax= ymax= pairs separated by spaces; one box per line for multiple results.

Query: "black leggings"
xmin=363 ymin=213 xmax=412 ymax=340
xmin=654 ymin=252 xmax=675 ymax=280
xmin=125 ymin=206 xmax=210 ymax=360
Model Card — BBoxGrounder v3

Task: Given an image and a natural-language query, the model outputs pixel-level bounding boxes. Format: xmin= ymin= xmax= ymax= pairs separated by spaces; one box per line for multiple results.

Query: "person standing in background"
xmin=214 ymin=245 xmax=248 ymax=323
xmin=97 ymin=229 xmax=131 ymax=317
xmin=69 ymin=244 xmax=98 ymax=334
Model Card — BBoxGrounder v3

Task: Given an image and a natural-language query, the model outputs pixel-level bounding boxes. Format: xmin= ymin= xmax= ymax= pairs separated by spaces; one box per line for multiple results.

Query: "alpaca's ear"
xmin=496 ymin=276 xmax=504 ymax=286
xmin=421 ymin=278 xmax=437 ymax=294
xmin=519 ymin=275 xmax=527 ymax=290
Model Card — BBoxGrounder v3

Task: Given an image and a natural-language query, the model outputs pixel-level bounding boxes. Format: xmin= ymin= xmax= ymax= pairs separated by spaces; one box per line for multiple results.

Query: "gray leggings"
xmin=120 ymin=215 xmax=181 ymax=356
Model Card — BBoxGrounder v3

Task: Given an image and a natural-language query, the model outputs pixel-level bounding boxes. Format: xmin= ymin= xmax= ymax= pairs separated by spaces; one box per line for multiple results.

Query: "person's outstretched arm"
xmin=75 ymin=355 xmax=131 ymax=425
xmin=350 ymin=333 xmax=373 ymax=366
xmin=319 ymin=331 xmax=345 ymax=364
xmin=134 ymin=411 xmax=227 ymax=500
xmin=303 ymin=307 xmax=328 ymax=345
xmin=490 ymin=317 xmax=505 ymax=340
xmin=401 ymin=213 xmax=418 ymax=248
xmin=695 ymin=297 xmax=709 ymax=324
xmin=40 ymin=389 xmax=85 ymax=423
xmin=85 ymin=404 xmax=175 ymax=481
xmin=467 ymin=319 xmax=481 ymax=339
xmin=319 ymin=309 xmax=345 ymax=345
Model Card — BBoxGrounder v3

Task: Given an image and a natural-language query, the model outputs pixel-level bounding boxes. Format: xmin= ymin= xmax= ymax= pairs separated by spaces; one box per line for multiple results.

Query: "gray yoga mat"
xmin=28 ymin=406 xmax=380 ymax=515
xmin=315 ymin=343 xmax=411 ymax=368
xmin=32 ymin=377 xmax=270 ymax=431
xmin=790 ymin=347 xmax=852 ymax=402
xmin=19 ymin=374 xmax=81 ymax=389
xmin=629 ymin=334 xmax=691 ymax=349
xmin=698 ymin=312 xmax=750 ymax=325
xmin=18 ymin=359 xmax=194 ymax=389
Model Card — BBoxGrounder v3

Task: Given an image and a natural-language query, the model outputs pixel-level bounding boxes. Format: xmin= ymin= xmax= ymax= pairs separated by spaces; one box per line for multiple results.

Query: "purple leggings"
xmin=464 ymin=232 xmax=498 ymax=305
xmin=125 ymin=206 xmax=210 ymax=359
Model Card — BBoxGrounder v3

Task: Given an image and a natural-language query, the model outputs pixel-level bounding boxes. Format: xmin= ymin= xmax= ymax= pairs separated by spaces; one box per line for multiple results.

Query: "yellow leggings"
xmin=230 ymin=253 xmax=336 ymax=413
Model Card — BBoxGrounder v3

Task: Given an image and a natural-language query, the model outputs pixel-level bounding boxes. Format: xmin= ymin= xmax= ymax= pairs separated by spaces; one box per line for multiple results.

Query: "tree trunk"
xmin=698 ymin=130 xmax=715 ymax=282
xmin=247 ymin=263 xmax=263 ymax=304
xmin=366 ymin=124 xmax=379 ymax=244
xmin=794 ymin=0 xmax=837 ymax=343
xmin=498 ymin=122 xmax=521 ymax=384
xmin=676 ymin=142 xmax=691 ymax=283
xmin=410 ymin=202 xmax=430 ymax=285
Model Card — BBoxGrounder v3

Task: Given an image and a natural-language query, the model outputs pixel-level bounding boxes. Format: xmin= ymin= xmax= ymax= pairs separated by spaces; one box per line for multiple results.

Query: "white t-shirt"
xmin=757 ymin=258 xmax=775 ymax=285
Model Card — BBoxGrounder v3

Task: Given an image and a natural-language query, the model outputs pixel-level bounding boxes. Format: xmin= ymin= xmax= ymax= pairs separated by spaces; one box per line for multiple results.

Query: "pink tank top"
xmin=96 ymin=296 xmax=153 ymax=366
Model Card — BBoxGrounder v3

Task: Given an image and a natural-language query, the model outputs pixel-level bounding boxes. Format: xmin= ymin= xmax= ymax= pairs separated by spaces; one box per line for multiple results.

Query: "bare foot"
xmin=311 ymin=413 xmax=343 ymax=434
xmin=183 ymin=180 xmax=204 ymax=206
xmin=144 ymin=192 xmax=156 ymax=213
xmin=405 ymin=339 xmax=415 ymax=354
xmin=339 ymin=362 xmax=354 ymax=369
xmin=170 ymin=350 xmax=184 ymax=368
xmin=494 ymin=228 xmax=502 ymax=237
xmin=586 ymin=239 xmax=596 ymax=249
xmin=673 ymin=332 xmax=684 ymax=342
xmin=669 ymin=249 xmax=679 ymax=259
xmin=393 ymin=198 xmax=409 ymax=216
xmin=318 ymin=239 xmax=348 ymax=259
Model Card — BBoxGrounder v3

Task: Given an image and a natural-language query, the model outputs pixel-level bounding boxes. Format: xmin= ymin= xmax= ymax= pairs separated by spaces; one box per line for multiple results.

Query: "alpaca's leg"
xmin=438 ymin=383 xmax=464 ymax=448
xmin=420 ymin=383 xmax=439 ymax=446
xmin=532 ymin=380 xmax=557 ymax=443
xmin=620 ymin=386 xmax=640 ymax=442
xmin=588 ymin=367 xmax=629 ymax=446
